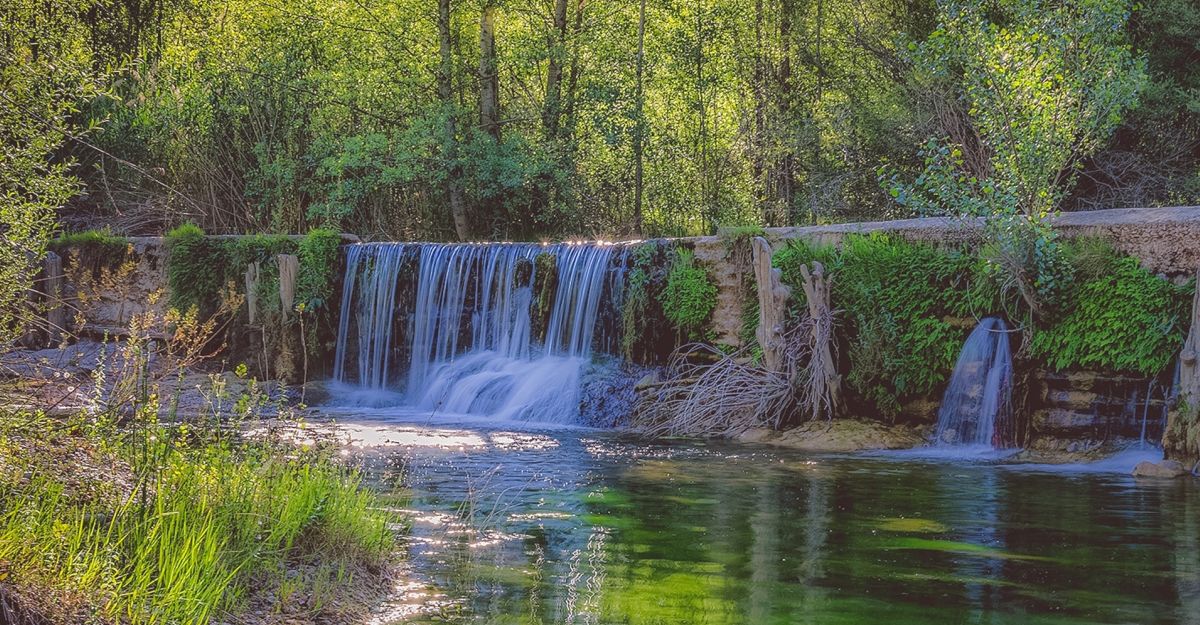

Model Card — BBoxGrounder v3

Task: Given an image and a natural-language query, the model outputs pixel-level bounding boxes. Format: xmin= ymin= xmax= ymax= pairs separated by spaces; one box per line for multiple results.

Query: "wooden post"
xmin=1166 ymin=268 xmax=1200 ymax=466
xmin=43 ymin=252 xmax=64 ymax=345
xmin=751 ymin=237 xmax=789 ymax=371
xmin=277 ymin=254 xmax=298 ymax=320
xmin=244 ymin=262 xmax=260 ymax=325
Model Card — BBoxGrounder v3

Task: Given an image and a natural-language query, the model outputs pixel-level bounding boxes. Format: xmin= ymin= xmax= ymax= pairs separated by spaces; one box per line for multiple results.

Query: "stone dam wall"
xmin=36 ymin=205 xmax=1200 ymax=447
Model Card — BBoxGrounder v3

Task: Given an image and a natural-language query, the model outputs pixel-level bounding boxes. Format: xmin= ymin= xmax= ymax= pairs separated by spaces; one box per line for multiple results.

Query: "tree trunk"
xmin=774 ymin=0 xmax=795 ymax=224
xmin=1166 ymin=267 xmax=1200 ymax=467
xmin=542 ymin=0 xmax=569 ymax=138
xmin=632 ymin=0 xmax=647 ymax=236
xmin=562 ymin=0 xmax=586 ymax=141
xmin=753 ymin=0 xmax=768 ymax=225
xmin=440 ymin=0 xmax=470 ymax=240
xmin=479 ymin=4 xmax=501 ymax=142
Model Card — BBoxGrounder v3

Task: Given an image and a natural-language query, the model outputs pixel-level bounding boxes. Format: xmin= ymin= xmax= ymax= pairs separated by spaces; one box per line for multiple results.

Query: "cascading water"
xmin=333 ymin=241 xmax=628 ymax=423
xmin=933 ymin=317 xmax=1014 ymax=449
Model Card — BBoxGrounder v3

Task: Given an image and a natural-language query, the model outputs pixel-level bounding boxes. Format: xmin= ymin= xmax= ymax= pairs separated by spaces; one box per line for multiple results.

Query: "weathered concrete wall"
xmin=55 ymin=237 xmax=169 ymax=339
xmin=45 ymin=234 xmax=359 ymax=343
xmin=693 ymin=206 xmax=1200 ymax=350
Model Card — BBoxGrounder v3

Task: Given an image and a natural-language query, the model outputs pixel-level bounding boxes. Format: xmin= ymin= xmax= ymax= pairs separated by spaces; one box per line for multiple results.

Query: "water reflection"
xmin=336 ymin=417 xmax=1200 ymax=625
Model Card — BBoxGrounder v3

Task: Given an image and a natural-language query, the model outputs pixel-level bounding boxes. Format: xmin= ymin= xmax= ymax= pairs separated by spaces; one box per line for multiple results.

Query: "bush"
xmin=296 ymin=228 xmax=342 ymax=313
xmin=1031 ymin=244 xmax=1193 ymax=375
xmin=166 ymin=223 xmax=223 ymax=314
xmin=775 ymin=234 xmax=1000 ymax=417
xmin=658 ymin=248 xmax=717 ymax=342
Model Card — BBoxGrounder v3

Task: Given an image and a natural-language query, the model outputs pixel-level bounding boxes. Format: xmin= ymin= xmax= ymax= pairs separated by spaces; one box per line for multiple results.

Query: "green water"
xmin=336 ymin=417 xmax=1200 ymax=624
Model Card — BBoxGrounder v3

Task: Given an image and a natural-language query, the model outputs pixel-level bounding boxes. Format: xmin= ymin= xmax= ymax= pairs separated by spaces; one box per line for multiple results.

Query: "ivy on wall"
xmin=775 ymin=233 xmax=1000 ymax=417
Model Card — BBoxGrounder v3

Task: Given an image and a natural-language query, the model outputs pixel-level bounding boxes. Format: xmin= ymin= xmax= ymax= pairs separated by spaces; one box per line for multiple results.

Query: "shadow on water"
xmin=319 ymin=412 xmax=1200 ymax=625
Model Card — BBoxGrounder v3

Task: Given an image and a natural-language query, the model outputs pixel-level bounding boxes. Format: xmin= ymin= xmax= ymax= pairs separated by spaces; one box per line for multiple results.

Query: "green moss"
xmin=1031 ymin=247 xmax=1192 ymax=375
xmin=533 ymin=252 xmax=558 ymax=341
xmin=621 ymin=242 xmax=674 ymax=363
xmin=49 ymin=229 xmax=131 ymax=272
xmin=658 ymin=248 xmax=717 ymax=342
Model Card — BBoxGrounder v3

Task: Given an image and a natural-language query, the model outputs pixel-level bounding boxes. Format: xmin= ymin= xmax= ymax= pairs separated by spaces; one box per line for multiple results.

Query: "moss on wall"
xmin=533 ymin=252 xmax=558 ymax=342
xmin=775 ymin=234 xmax=1000 ymax=418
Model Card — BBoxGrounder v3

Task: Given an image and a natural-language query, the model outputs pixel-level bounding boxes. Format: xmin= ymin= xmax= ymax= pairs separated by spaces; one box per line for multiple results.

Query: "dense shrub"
xmin=296 ymin=229 xmax=342 ymax=313
xmin=166 ymin=223 xmax=224 ymax=314
xmin=1030 ymin=242 xmax=1193 ymax=375
xmin=775 ymin=234 xmax=1000 ymax=417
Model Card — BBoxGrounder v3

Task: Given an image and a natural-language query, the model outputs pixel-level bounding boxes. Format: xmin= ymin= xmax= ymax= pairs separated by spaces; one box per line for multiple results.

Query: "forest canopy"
xmin=1 ymin=0 xmax=1198 ymax=244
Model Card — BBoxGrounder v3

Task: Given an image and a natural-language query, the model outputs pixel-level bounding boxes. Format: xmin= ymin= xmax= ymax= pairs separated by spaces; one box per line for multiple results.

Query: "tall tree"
xmin=633 ymin=0 xmax=647 ymax=235
xmin=479 ymin=2 xmax=501 ymax=142
xmin=542 ymin=0 xmax=569 ymax=138
xmin=440 ymin=0 xmax=470 ymax=240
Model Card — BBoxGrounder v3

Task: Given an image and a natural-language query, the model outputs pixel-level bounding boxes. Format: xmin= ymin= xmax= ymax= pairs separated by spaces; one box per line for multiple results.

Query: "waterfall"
xmin=333 ymin=241 xmax=626 ymax=422
xmin=933 ymin=317 xmax=1014 ymax=449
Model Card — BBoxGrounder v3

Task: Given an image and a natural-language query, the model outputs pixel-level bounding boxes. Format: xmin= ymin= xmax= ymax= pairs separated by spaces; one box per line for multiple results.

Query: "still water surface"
xmin=325 ymin=411 xmax=1200 ymax=625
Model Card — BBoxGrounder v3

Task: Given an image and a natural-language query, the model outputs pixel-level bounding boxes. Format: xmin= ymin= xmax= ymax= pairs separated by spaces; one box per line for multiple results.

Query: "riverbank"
xmin=0 ymin=405 xmax=397 ymax=625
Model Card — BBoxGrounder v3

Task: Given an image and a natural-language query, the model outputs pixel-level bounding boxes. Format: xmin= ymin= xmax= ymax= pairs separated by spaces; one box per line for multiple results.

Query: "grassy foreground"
xmin=0 ymin=410 xmax=395 ymax=625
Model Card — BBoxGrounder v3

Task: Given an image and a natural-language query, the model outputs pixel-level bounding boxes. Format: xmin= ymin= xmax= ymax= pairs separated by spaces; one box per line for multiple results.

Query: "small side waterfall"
xmin=934 ymin=317 xmax=1014 ymax=449
xmin=332 ymin=241 xmax=628 ymax=423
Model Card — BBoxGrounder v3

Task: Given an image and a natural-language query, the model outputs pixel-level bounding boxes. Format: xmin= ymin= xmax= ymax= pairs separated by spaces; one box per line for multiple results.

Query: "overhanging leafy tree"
xmin=1 ymin=3 xmax=101 ymax=343
xmin=884 ymin=0 xmax=1147 ymax=316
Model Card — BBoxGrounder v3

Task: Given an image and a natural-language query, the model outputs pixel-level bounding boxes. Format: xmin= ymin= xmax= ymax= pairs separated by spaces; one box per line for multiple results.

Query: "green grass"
xmin=0 ymin=413 xmax=393 ymax=624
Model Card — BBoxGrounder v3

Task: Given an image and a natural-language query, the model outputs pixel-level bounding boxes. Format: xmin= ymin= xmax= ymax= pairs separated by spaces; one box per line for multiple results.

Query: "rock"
xmin=1131 ymin=460 xmax=1188 ymax=479
xmin=770 ymin=419 xmax=926 ymax=452
xmin=634 ymin=373 xmax=658 ymax=391
xmin=737 ymin=427 xmax=777 ymax=443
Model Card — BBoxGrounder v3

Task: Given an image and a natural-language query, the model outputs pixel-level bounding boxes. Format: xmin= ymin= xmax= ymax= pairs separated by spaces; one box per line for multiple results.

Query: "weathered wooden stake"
xmin=244 ymin=262 xmax=260 ymax=324
xmin=277 ymin=254 xmax=298 ymax=320
xmin=43 ymin=252 xmax=65 ymax=345
xmin=1166 ymin=267 xmax=1200 ymax=466
xmin=751 ymin=237 xmax=790 ymax=371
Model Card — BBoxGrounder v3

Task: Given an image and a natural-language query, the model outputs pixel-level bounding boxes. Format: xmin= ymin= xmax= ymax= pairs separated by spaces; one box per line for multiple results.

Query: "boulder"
xmin=1131 ymin=460 xmax=1189 ymax=479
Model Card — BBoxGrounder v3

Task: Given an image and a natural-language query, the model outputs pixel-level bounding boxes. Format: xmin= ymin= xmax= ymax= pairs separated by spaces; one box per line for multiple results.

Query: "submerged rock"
xmin=1131 ymin=460 xmax=1189 ymax=479
xmin=751 ymin=419 xmax=927 ymax=452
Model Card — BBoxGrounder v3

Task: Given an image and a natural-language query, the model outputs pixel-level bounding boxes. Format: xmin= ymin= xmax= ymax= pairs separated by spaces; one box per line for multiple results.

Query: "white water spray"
xmin=333 ymin=242 xmax=626 ymax=423
xmin=933 ymin=317 xmax=1014 ymax=450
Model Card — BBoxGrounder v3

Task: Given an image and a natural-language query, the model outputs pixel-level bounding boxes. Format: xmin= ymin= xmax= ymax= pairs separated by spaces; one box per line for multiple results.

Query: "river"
xmin=313 ymin=409 xmax=1200 ymax=625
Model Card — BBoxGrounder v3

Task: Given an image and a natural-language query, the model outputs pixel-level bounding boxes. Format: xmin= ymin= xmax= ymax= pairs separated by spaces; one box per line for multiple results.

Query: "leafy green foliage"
xmin=0 ymin=2 xmax=102 ymax=342
xmin=881 ymin=0 xmax=1146 ymax=322
xmin=296 ymin=229 xmax=341 ymax=314
xmin=1030 ymin=247 xmax=1192 ymax=374
xmin=775 ymin=234 xmax=1000 ymax=417
xmin=658 ymin=248 xmax=717 ymax=342
xmin=0 ymin=412 xmax=391 ymax=625
xmin=166 ymin=224 xmax=224 ymax=315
